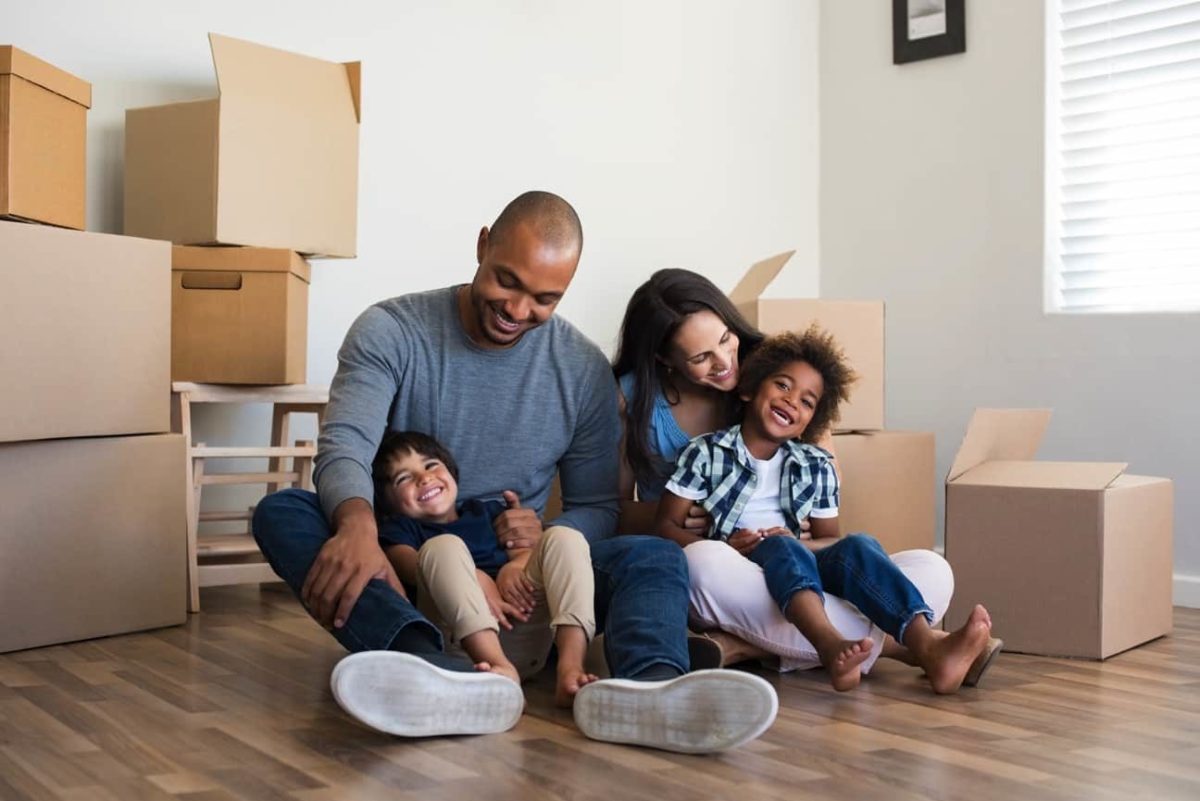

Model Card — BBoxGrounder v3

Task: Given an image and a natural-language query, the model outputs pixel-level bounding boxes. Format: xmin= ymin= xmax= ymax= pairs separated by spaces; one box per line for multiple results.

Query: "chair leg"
xmin=268 ymin=405 xmax=291 ymax=494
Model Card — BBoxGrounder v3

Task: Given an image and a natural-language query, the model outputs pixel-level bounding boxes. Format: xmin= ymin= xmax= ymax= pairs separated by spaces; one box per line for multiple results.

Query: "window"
xmin=1045 ymin=0 xmax=1200 ymax=312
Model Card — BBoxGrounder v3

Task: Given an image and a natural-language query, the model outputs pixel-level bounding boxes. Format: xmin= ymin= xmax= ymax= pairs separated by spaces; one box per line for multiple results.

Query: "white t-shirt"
xmin=735 ymin=451 xmax=789 ymax=531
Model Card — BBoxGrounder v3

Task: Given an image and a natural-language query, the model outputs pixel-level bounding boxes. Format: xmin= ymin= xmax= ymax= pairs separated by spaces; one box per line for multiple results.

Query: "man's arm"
xmin=546 ymin=359 xmax=621 ymax=542
xmin=304 ymin=306 xmax=408 ymax=627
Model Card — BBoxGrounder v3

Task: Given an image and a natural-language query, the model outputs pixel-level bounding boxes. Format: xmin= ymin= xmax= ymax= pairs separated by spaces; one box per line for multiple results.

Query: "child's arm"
xmin=477 ymin=569 xmax=527 ymax=629
xmin=496 ymin=548 xmax=537 ymax=612
xmin=655 ymin=491 xmax=708 ymax=547
xmin=383 ymin=543 xmax=420 ymax=588
xmin=804 ymin=515 xmax=841 ymax=551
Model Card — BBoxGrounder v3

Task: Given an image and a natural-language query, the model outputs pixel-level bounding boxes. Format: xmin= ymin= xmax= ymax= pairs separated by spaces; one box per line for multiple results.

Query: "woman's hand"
xmin=683 ymin=503 xmax=713 ymax=534
xmin=477 ymin=570 xmax=527 ymax=630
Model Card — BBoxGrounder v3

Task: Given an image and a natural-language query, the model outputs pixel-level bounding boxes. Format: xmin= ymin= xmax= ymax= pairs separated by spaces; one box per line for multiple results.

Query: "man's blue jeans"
xmin=748 ymin=533 xmax=934 ymax=643
xmin=252 ymin=489 xmax=690 ymax=678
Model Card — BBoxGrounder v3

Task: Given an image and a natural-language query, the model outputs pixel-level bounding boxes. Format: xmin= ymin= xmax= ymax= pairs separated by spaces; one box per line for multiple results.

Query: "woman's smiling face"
xmin=663 ymin=310 xmax=741 ymax=392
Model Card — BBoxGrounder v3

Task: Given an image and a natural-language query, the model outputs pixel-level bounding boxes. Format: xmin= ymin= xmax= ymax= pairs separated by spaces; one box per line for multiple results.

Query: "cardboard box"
xmin=944 ymin=408 xmax=1173 ymax=659
xmin=171 ymin=245 xmax=310 ymax=384
xmin=0 ymin=45 xmax=91 ymax=229
xmin=831 ymin=431 xmax=935 ymax=553
xmin=124 ymin=33 xmax=360 ymax=258
xmin=730 ymin=251 xmax=884 ymax=432
xmin=0 ymin=221 xmax=170 ymax=444
xmin=0 ymin=434 xmax=187 ymax=653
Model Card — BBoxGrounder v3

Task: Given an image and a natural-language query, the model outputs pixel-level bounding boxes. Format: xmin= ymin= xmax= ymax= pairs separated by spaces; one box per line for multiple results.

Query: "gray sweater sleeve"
xmin=313 ymin=306 xmax=402 ymax=522
xmin=546 ymin=356 xmax=621 ymax=541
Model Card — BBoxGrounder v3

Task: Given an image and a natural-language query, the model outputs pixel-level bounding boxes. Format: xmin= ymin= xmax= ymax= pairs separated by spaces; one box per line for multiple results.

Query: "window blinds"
xmin=1047 ymin=0 xmax=1200 ymax=312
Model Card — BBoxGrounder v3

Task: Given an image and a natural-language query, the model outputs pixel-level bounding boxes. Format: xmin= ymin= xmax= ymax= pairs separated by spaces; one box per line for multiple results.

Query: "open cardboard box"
xmin=944 ymin=408 xmax=1173 ymax=659
xmin=0 ymin=221 xmax=170 ymax=444
xmin=172 ymin=245 xmax=310 ymax=384
xmin=730 ymin=251 xmax=884 ymax=432
xmin=1 ymin=45 xmax=91 ymax=229
xmin=125 ymin=33 xmax=360 ymax=258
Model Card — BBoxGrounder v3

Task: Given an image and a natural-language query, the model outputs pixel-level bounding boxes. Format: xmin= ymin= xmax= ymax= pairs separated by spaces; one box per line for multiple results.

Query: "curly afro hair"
xmin=736 ymin=325 xmax=857 ymax=443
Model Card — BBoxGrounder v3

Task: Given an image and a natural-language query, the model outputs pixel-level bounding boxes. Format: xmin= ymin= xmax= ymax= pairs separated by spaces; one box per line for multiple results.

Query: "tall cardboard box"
xmin=0 ymin=434 xmax=187 ymax=653
xmin=124 ymin=33 xmax=360 ymax=257
xmin=832 ymin=431 xmax=935 ymax=553
xmin=944 ymin=409 xmax=1173 ymax=659
xmin=0 ymin=46 xmax=91 ymax=229
xmin=730 ymin=251 xmax=884 ymax=432
xmin=172 ymin=245 xmax=309 ymax=384
xmin=0 ymin=221 xmax=170 ymax=444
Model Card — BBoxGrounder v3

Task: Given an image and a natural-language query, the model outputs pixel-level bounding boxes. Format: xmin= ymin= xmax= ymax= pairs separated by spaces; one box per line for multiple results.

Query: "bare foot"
xmin=554 ymin=662 xmax=599 ymax=708
xmin=923 ymin=605 xmax=992 ymax=694
xmin=819 ymin=638 xmax=873 ymax=692
xmin=474 ymin=660 xmax=521 ymax=685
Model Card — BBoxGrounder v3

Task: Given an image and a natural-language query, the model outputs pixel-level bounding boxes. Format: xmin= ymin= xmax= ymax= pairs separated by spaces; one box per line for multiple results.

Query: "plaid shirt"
xmin=664 ymin=425 xmax=838 ymax=541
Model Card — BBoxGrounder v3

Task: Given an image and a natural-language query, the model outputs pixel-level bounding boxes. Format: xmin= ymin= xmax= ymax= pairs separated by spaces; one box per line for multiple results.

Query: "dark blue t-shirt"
xmin=377 ymin=498 xmax=510 ymax=577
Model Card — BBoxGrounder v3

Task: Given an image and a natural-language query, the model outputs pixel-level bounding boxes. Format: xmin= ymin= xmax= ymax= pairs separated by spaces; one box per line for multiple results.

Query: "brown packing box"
xmin=831 ymin=431 xmax=935 ymax=553
xmin=944 ymin=409 xmax=1173 ymax=659
xmin=0 ymin=434 xmax=187 ymax=653
xmin=0 ymin=45 xmax=91 ymax=229
xmin=125 ymin=33 xmax=360 ymax=257
xmin=730 ymin=251 xmax=884 ymax=432
xmin=172 ymin=245 xmax=310 ymax=384
xmin=0 ymin=221 xmax=170 ymax=444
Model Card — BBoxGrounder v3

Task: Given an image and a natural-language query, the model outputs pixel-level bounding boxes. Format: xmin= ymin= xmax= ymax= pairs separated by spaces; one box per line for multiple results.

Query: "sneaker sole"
xmin=573 ymin=669 xmax=778 ymax=754
xmin=330 ymin=651 xmax=524 ymax=737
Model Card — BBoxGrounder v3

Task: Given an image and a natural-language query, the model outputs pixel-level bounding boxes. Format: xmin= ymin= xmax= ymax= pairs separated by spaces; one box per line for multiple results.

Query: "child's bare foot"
xmin=923 ymin=605 xmax=992 ymax=694
xmin=474 ymin=660 xmax=521 ymax=685
xmin=818 ymin=638 xmax=873 ymax=692
xmin=555 ymin=662 xmax=599 ymax=708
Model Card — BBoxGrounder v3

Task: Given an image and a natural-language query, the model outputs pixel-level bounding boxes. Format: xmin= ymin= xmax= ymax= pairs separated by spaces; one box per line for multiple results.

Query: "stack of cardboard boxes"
xmin=124 ymin=33 xmax=361 ymax=384
xmin=729 ymin=251 xmax=936 ymax=554
xmin=0 ymin=48 xmax=186 ymax=653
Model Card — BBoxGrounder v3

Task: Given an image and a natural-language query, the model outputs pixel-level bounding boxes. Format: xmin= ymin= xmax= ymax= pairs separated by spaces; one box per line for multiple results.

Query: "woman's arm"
xmin=616 ymin=385 xmax=663 ymax=534
xmin=655 ymin=491 xmax=707 ymax=548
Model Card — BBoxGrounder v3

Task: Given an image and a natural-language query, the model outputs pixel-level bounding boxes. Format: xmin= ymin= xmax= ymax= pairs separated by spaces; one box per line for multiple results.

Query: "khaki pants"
xmin=415 ymin=526 xmax=595 ymax=680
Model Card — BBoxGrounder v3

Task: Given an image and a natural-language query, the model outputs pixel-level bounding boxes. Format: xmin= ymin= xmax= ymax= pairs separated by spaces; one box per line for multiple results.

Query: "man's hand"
xmin=496 ymin=560 xmax=538 ymax=614
xmin=478 ymin=570 xmax=528 ymax=630
xmin=727 ymin=528 xmax=764 ymax=557
xmin=301 ymin=503 xmax=404 ymax=630
xmin=682 ymin=503 xmax=713 ymax=533
xmin=494 ymin=491 xmax=543 ymax=550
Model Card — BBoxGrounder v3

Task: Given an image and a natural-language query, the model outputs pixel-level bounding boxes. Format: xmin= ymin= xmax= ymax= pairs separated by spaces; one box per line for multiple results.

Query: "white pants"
xmin=684 ymin=540 xmax=954 ymax=673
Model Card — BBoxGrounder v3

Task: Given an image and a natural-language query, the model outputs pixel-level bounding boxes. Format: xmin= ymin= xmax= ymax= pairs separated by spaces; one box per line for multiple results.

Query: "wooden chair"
xmin=171 ymin=382 xmax=329 ymax=612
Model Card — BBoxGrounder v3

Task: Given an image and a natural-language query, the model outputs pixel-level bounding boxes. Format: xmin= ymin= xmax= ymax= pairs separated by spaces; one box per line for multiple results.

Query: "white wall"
xmin=819 ymin=1 xmax=1200 ymax=604
xmin=6 ymin=0 xmax=821 ymax=512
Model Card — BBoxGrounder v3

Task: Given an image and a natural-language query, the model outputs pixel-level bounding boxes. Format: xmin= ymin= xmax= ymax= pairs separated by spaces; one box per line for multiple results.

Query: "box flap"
xmin=953 ymin=460 xmax=1128 ymax=490
xmin=171 ymin=245 xmax=311 ymax=282
xmin=729 ymin=251 xmax=794 ymax=305
xmin=947 ymin=408 xmax=1052 ymax=483
xmin=343 ymin=62 xmax=362 ymax=123
xmin=209 ymin=33 xmax=357 ymax=120
xmin=0 ymin=45 xmax=91 ymax=108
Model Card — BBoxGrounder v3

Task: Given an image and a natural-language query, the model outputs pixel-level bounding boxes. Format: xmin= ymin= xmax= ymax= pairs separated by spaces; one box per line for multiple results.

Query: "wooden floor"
xmin=3 ymin=587 xmax=1199 ymax=801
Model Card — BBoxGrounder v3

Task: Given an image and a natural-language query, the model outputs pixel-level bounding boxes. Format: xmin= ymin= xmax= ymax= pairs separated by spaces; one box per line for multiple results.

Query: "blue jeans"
xmin=252 ymin=489 xmax=690 ymax=678
xmin=749 ymin=533 xmax=933 ymax=642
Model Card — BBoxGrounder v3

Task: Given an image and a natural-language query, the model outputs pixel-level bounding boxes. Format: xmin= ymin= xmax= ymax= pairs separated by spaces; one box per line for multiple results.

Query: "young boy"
xmin=656 ymin=327 xmax=999 ymax=694
xmin=372 ymin=430 xmax=598 ymax=707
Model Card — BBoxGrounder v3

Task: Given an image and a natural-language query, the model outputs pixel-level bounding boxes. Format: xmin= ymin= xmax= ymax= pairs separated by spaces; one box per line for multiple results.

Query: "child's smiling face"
xmin=382 ymin=449 xmax=459 ymax=523
xmin=745 ymin=360 xmax=824 ymax=443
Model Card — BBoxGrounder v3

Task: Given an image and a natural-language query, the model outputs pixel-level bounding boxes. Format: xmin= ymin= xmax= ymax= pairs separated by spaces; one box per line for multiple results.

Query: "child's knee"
xmin=417 ymin=533 xmax=471 ymax=568
xmin=837 ymin=533 xmax=885 ymax=560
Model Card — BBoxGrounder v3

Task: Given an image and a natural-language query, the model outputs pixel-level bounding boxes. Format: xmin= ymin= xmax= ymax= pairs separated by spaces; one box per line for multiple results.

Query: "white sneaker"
xmin=330 ymin=651 xmax=524 ymax=737
xmin=572 ymin=669 xmax=778 ymax=753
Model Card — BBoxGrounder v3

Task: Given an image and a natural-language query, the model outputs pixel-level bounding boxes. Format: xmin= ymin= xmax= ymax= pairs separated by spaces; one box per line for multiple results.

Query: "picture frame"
xmin=893 ymin=0 xmax=966 ymax=64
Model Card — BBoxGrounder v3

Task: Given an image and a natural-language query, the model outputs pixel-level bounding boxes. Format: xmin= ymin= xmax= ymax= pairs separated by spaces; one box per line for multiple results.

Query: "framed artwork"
xmin=893 ymin=0 xmax=966 ymax=64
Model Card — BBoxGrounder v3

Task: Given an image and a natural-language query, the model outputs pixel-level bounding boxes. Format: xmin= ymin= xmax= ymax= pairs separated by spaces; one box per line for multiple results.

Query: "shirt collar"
xmin=712 ymin=424 xmax=832 ymax=467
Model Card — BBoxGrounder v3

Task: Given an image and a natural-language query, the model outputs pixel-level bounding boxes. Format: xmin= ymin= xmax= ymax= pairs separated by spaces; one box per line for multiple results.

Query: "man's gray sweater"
xmin=314 ymin=286 xmax=620 ymax=542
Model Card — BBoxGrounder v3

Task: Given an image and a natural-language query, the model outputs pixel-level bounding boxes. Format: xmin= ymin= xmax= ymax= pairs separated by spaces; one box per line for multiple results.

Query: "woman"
xmin=613 ymin=269 xmax=972 ymax=678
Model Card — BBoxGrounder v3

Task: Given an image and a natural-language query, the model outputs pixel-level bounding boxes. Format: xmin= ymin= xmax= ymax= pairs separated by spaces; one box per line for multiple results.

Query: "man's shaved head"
xmin=488 ymin=190 xmax=583 ymax=255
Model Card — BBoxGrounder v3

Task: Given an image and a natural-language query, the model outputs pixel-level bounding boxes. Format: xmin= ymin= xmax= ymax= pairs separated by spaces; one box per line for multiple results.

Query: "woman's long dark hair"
xmin=612 ymin=269 xmax=763 ymax=481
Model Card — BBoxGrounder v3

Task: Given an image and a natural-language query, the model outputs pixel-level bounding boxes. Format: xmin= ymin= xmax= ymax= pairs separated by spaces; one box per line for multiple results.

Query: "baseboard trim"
xmin=1174 ymin=574 xmax=1200 ymax=609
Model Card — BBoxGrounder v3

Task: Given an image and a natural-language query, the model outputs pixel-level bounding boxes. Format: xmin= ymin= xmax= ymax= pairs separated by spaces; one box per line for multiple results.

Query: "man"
xmin=254 ymin=191 xmax=777 ymax=753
